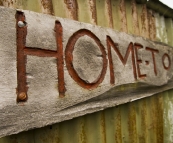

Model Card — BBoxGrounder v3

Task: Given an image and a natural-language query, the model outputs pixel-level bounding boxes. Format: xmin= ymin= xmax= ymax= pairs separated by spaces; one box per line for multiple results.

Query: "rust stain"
xmin=80 ymin=118 xmax=86 ymax=143
xmin=140 ymin=4 xmax=149 ymax=38
xmin=65 ymin=29 xmax=107 ymax=89
xmin=64 ymin=0 xmax=78 ymax=20
xmin=148 ymin=10 xmax=156 ymax=41
xmin=140 ymin=99 xmax=147 ymax=143
xmin=105 ymin=0 xmax=113 ymax=28
xmin=101 ymin=111 xmax=106 ymax=143
xmin=88 ymin=0 xmax=97 ymax=25
xmin=156 ymin=94 xmax=164 ymax=143
xmin=115 ymin=107 xmax=122 ymax=143
xmin=0 ymin=0 xmax=15 ymax=8
xmin=132 ymin=0 xmax=139 ymax=35
xmin=149 ymin=96 xmax=157 ymax=142
xmin=119 ymin=0 xmax=128 ymax=33
xmin=128 ymin=103 xmax=137 ymax=143
xmin=41 ymin=0 xmax=54 ymax=15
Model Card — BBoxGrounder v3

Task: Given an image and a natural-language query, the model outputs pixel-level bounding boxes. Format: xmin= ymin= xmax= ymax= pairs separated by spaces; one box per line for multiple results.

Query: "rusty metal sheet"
xmin=0 ymin=6 xmax=173 ymax=137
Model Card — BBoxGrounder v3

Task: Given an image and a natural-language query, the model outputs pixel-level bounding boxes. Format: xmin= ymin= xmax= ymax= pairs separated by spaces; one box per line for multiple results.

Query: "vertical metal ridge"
xmin=115 ymin=107 xmax=122 ymax=143
xmin=163 ymin=90 xmax=173 ymax=143
xmin=52 ymin=0 xmax=67 ymax=18
xmin=105 ymin=0 xmax=113 ymax=28
xmin=128 ymin=102 xmax=137 ymax=143
xmin=88 ymin=0 xmax=97 ymax=25
xmin=140 ymin=4 xmax=149 ymax=38
xmin=136 ymin=98 xmax=147 ymax=143
xmin=120 ymin=103 xmax=130 ymax=142
xmin=156 ymin=94 xmax=164 ymax=143
xmin=77 ymin=0 xmax=90 ymax=23
xmin=149 ymin=96 xmax=157 ymax=143
xmin=132 ymin=0 xmax=140 ymax=35
xmin=111 ymin=0 xmax=121 ymax=31
xmin=147 ymin=9 xmax=156 ymax=41
xmin=79 ymin=117 xmax=86 ymax=143
xmin=160 ymin=15 xmax=168 ymax=44
xmin=119 ymin=0 xmax=128 ymax=33
xmin=101 ymin=111 xmax=106 ymax=143
xmin=95 ymin=0 xmax=109 ymax=27
xmin=0 ymin=0 xmax=15 ymax=8
xmin=64 ymin=0 xmax=78 ymax=20
xmin=165 ymin=18 xmax=173 ymax=47
xmin=40 ymin=0 xmax=54 ymax=15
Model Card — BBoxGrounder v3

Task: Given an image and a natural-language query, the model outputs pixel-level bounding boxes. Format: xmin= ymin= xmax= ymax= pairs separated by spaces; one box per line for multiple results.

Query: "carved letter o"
xmin=162 ymin=53 xmax=171 ymax=70
xmin=65 ymin=29 xmax=107 ymax=89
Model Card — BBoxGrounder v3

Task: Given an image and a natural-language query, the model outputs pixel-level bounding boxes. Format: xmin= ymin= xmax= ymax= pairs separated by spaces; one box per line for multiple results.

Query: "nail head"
xmin=18 ymin=92 xmax=27 ymax=101
xmin=18 ymin=21 xmax=25 ymax=27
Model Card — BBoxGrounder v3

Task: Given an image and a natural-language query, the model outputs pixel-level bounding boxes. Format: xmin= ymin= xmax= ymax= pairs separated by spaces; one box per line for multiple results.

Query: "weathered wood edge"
xmin=1 ymin=80 xmax=173 ymax=138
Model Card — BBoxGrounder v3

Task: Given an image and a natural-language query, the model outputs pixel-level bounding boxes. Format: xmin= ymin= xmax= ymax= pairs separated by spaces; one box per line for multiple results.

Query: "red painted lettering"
xmin=162 ymin=53 xmax=171 ymax=70
xmin=16 ymin=11 xmax=28 ymax=102
xmin=134 ymin=43 xmax=146 ymax=78
xmin=107 ymin=36 xmax=137 ymax=84
xmin=65 ymin=29 xmax=107 ymax=89
xmin=16 ymin=12 xmax=65 ymax=102
xmin=146 ymin=47 xmax=159 ymax=76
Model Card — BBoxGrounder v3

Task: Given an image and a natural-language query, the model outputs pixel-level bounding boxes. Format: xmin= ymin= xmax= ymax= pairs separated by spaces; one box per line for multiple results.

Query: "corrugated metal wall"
xmin=0 ymin=0 xmax=173 ymax=142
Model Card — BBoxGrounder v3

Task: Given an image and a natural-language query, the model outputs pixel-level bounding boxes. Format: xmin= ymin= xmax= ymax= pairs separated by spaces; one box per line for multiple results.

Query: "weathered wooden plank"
xmin=1 ymin=6 xmax=173 ymax=138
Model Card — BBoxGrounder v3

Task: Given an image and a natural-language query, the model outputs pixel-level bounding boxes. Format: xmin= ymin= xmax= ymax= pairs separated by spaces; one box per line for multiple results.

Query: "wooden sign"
xmin=0 ymin=6 xmax=173 ymax=137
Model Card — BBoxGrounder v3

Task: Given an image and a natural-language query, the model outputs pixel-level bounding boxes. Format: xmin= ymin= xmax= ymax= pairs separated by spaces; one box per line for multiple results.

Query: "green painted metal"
xmin=147 ymin=0 xmax=173 ymax=19
xmin=0 ymin=0 xmax=173 ymax=142
xmin=0 ymin=96 xmax=166 ymax=143
xmin=77 ymin=0 xmax=91 ymax=23
xmin=165 ymin=18 xmax=173 ymax=46
xmin=96 ymin=0 xmax=109 ymax=27
xmin=163 ymin=90 xmax=173 ymax=143
xmin=155 ymin=6 xmax=173 ymax=142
